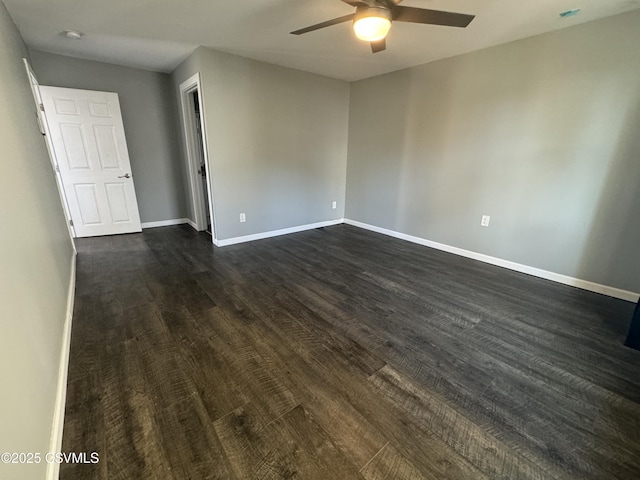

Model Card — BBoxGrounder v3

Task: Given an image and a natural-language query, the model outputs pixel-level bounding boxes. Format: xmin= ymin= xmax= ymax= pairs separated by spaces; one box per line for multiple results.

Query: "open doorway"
xmin=191 ymin=90 xmax=211 ymax=234
xmin=179 ymin=73 xmax=215 ymax=240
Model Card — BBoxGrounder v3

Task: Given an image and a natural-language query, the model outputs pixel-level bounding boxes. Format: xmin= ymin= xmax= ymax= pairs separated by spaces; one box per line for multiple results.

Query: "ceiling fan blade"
xmin=290 ymin=14 xmax=355 ymax=35
xmin=393 ymin=7 xmax=475 ymax=28
xmin=371 ymin=38 xmax=386 ymax=53
xmin=340 ymin=0 xmax=370 ymax=6
xmin=357 ymin=0 xmax=403 ymax=6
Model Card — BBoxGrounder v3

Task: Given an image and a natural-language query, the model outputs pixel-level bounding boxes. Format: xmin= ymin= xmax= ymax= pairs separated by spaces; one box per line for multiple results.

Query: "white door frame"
xmin=22 ymin=58 xmax=76 ymax=241
xmin=179 ymin=73 xmax=216 ymax=241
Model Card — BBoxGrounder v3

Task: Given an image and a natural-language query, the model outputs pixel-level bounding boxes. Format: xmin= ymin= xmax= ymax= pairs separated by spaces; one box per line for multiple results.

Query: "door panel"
xmin=53 ymin=96 xmax=79 ymax=115
xmin=105 ymin=183 xmax=131 ymax=222
xmin=94 ymin=125 xmax=121 ymax=169
xmin=89 ymin=101 xmax=111 ymax=117
xmin=40 ymin=86 xmax=142 ymax=237
xmin=74 ymin=184 xmax=102 ymax=225
xmin=60 ymin=124 xmax=90 ymax=169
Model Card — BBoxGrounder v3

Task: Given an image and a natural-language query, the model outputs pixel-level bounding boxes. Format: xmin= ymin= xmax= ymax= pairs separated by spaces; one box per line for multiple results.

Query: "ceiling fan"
xmin=291 ymin=0 xmax=475 ymax=53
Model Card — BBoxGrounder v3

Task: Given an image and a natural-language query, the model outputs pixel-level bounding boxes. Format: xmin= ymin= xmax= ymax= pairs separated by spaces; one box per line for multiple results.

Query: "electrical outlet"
xmin=332 ymin=201 xmax=337 ymax=210
xmin=239 ymin=212 xmax=246 ymax=223
xmin=481 ymin=215 xmax=490 ymax=227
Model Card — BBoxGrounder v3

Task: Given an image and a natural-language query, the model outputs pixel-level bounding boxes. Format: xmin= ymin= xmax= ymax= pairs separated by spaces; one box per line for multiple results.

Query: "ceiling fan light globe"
xmin=353 ymin=9 xmax=392 ymax=42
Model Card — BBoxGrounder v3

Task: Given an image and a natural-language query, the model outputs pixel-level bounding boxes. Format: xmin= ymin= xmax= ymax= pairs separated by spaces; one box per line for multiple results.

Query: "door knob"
xmin=118 ymin=173 xmax=131 ymax=178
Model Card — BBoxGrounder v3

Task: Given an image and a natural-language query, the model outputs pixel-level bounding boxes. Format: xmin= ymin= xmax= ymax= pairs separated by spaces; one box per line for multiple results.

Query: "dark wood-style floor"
xmin=61 ymin=224 xmax=640 ymax=479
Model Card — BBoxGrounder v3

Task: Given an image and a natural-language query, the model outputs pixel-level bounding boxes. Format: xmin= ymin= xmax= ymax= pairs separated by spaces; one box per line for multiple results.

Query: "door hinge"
xmin=69 ymin=219 xmax=74 ymax=227
xmin=55 ymin=165 xmax=60 ymax=172
xmin=39 ymin=103 xmax=45 ymax=112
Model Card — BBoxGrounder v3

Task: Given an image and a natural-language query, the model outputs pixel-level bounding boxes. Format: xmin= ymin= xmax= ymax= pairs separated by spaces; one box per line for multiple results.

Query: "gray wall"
xmin=29 ymin=50 xmax=187 ymax=224
xmin=346 ymin=11 xmax=640 ymax=293
xmin=0 ymin=2 xmax=75 ymax=479
xmin=171 ymin=47 xmax=350 ymax=240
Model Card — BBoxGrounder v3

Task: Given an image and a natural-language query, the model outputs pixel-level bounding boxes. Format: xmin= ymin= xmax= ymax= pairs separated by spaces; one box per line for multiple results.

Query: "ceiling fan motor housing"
xmin=354 ymin=5 xmax=392 ymax=23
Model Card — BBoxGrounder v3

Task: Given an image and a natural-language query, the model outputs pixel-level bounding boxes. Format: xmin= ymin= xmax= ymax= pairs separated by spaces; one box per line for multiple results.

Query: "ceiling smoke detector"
xmin=63 ymin=30 xmax=84 ymax=40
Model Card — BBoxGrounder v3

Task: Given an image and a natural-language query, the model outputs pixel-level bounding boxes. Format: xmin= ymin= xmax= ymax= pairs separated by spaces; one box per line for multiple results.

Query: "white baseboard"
xmin=216 ymin=219 xmax=344 ymax=247
xmin=46 ymin=251 xmax=77 ymax=480
xmin=344 ymin=219 xmax=639 ymax=303
xmin=186 ymin=218 xmax=198 ymax=230
xmin=139 ymin=215 xmax=637 ymax=301
xmin=141 ymin=218 xmax=189 ymax=229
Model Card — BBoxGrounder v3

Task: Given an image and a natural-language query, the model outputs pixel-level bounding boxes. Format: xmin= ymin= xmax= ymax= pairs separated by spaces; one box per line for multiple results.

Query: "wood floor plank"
xmin=214 ymin=403 xmax=364 ymax=479
xmin=159 ymin=306 xmax=251 ymax=422
xmin=228 ymin=302 xmax=489 ymax=480
xmin=100 ymin=340 xmax=176 ymax=480
xmin=224 ymin=313 xmax=389 ymax=470
xmin=154 ymin=394 xmax=235 ymax=479
xmin=458 ymin=326 xmax=640 ymax=443
xmin=302 ymin=347 xmax=491 ymax=480
xmin=369 ymin=365 xmax=565 ymax=480
xmin=59 ymin=373 xmax=107 ymax=480
xmin=360 ymin=442 xmax=434 ymax=480
xmin=374 ymin=324 xmax=633 ymax=478
xmin=199 ymin=306 xmax=299 ymax=426
xmin=125 ymin=305 xmax=197 ymax=411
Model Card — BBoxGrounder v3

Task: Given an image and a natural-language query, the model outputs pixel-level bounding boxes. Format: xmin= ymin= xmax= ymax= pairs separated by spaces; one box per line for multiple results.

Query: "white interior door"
xmin=40 ymin=86 xmax=142 ymax=237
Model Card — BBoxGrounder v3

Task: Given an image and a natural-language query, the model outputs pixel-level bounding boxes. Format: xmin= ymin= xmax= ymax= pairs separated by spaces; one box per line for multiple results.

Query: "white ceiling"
xmin=5 ymin=0 xmax=640 ymax=81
